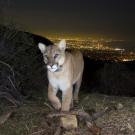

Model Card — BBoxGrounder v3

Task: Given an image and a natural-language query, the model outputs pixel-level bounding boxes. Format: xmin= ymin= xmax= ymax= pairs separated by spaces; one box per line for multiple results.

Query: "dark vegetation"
xmin=83 ymin=57 xmax=135 ymax=96
xmin=0 ymin=25 xmax=52 ymax=106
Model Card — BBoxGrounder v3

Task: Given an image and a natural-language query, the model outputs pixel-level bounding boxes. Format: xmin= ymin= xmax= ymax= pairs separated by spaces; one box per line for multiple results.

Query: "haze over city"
xmin=2 ymin=0 xmax=135 ymax=42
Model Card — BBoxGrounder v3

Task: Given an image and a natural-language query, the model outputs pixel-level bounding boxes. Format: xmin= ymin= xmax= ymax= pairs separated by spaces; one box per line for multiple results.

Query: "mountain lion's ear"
xmin=58 ymin=39 xmax=66 ymax=51
xmin=38 ymin=43 xmax=46 ymax=53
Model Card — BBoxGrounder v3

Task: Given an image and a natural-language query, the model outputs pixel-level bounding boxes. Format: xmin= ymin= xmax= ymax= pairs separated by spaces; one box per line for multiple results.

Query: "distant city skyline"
xmin=1 ymin=0 xmax=135 ymax=41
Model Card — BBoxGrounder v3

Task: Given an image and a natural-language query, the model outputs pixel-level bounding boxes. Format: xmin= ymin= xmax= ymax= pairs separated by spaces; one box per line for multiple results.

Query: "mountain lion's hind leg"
xmin=73 ymin=75 xmax=82 ymax=104
xmin=48 ymin=84 xmax=61 ymax=110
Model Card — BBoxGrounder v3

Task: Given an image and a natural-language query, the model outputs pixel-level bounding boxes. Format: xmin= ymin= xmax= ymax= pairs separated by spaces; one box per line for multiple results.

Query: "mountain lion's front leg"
xmin=62 ymin=87 xmax=73 ymax=111
xmin=48 ymin=84 xmax=61 ymax=110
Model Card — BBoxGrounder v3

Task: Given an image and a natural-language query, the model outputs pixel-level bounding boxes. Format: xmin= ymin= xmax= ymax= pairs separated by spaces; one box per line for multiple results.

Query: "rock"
xmin=117 ymin=103 xmax=123 ymax=110
xmin=60 ymin=115 xmax=78 ymax=129
xmin=127 ymin=123 xmax=134 ymax=132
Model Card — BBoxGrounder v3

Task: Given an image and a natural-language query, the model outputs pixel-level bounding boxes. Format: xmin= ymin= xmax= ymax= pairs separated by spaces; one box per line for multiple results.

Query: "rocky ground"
xmin=0 ymin=92 xmax=135 ymax=135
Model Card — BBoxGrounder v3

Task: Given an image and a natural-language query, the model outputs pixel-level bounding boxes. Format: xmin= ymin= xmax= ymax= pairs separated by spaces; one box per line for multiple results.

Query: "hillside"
xmin=0 ymin=26 xmax=135 ymax=134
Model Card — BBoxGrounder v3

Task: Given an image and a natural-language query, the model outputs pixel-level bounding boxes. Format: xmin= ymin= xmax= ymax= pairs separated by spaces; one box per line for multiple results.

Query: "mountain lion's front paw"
xmin=53 ymin=102 xmax=61 ymax=110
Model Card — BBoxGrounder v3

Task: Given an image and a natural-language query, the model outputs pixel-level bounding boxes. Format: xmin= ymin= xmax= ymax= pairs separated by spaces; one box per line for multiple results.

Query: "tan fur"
xmin=38 ymin=40 xmax=84 ymax=111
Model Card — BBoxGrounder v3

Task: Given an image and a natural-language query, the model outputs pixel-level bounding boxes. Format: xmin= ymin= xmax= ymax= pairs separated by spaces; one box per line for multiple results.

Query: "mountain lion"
xmin=38 ymin=39 xmax=84 ymax=111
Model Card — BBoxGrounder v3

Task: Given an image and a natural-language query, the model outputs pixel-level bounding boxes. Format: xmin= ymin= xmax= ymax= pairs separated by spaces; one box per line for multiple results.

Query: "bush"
xmin=99 ymin=62 xmax=135 ymax=96
xmin=0 ymin=25 xmax=52 ymax=105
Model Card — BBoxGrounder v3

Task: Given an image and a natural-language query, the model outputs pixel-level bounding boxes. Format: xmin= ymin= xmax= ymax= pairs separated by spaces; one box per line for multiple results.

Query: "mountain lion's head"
xmin=38 ymin=39 xmax=66 ymax=72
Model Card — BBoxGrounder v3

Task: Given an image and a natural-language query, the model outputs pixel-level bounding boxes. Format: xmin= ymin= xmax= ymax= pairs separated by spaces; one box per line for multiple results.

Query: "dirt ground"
xmin=0 ymin=92 xmax=135 ymax=135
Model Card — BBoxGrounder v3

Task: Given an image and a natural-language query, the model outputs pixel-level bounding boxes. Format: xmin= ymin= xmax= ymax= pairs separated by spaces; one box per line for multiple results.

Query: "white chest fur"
xmin=48 ymin=71 xmax=71 ymax=92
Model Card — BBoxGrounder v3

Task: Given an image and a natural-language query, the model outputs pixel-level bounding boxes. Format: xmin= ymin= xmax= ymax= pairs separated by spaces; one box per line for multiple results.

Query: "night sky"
xmin=3 ymin=0 xmax=135 ymax=40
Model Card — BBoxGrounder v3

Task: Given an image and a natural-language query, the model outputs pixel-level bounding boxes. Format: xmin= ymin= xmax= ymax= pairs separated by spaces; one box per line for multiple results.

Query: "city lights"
xmin=50 ymin=38 xmax=135 ymax=62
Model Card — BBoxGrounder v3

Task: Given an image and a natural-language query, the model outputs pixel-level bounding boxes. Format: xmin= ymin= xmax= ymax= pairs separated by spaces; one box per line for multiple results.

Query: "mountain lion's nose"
xmin=47 ymin=64 xmax=57 ymax=69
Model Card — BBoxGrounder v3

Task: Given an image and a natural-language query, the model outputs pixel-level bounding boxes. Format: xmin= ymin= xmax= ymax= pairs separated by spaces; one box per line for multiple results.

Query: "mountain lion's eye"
xmin=54 ymin=54 xmax=59 ymax=59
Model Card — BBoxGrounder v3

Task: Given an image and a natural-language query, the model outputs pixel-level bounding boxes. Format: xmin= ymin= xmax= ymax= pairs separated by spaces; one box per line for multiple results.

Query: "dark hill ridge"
xmin=0 ymin=25 xmax=53 ymax=45
xmin=0 ymin=25 xmax=135 ymax=97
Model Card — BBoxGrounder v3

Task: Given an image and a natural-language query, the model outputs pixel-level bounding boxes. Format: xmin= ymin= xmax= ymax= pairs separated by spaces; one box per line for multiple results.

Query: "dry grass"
xmin=0 ymin=92 xmax=135 ymax=135
xmin=80 ymin=93 xmax=135 ymax=135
